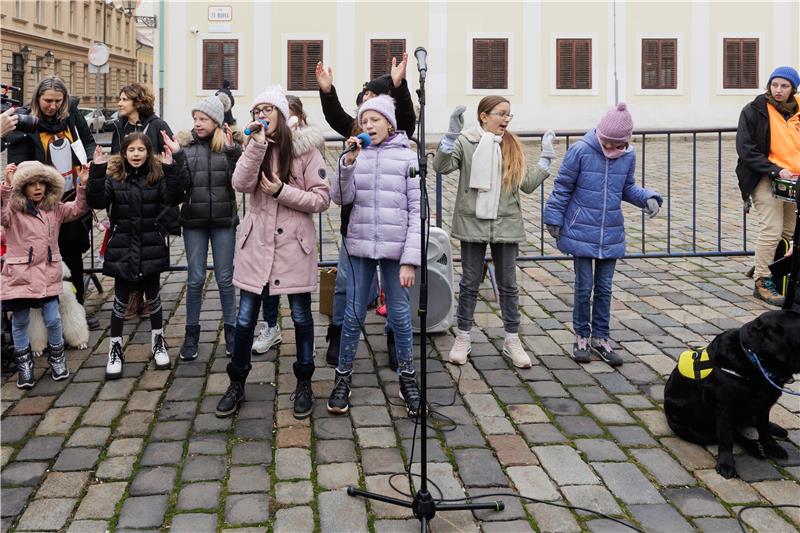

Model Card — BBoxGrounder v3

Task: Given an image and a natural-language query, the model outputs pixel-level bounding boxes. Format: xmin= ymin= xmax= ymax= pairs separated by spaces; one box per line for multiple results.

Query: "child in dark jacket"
xmin=543 ymin=103 xmax=662 ymax=366
xmin=87 ymin=133 xmax=188 ymax=379
xmin=1 ymin=161 xmax=89 ymax=387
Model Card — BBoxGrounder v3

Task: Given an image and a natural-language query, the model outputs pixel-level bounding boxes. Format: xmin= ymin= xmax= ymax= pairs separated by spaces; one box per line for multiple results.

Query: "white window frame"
xmin=549 ymin=32 xmax=598 ymax=96
xmin=635 ymin=32 xmax=684 ymax=96
xmin=281 ymin=33 xmax=330 ymax=97
xmin=195 ymin=33 xmax=245 ymax=97
xmin=466 ymin=32 xmax=514 ymax=96
xmin=716 ymin=32 xmax=766 ymax=96
xmin=362 ymin=32 xmax=412 ymax=85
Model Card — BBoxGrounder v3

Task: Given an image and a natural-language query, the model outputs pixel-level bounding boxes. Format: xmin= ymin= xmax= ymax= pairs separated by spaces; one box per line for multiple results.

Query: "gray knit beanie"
xmin=192 ymin=96 xmax=225 ymax=126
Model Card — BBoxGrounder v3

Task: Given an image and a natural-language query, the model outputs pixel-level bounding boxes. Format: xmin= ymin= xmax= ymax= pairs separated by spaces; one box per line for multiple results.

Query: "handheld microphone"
xmin=244 ymin=119 xmax=269 ymax=136
xmin=342 ymin=132 xmax=372 ymax=155
xmin=414 ymin=47 xmax=428 ymax=73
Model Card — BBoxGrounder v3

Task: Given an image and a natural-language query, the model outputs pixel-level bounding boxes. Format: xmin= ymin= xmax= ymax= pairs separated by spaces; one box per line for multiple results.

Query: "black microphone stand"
xmin=347 ymin=55 xmax=503 ymax=531
xmin=782 ymin=184 xmax=800 ymax=310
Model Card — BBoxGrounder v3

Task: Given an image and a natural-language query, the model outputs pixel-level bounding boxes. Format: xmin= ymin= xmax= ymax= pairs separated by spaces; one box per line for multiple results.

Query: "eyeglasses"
xmin=251 ymin=105 xmax=274 ymax=117
xmin=488 ymin=112 xmax=514 ymax=120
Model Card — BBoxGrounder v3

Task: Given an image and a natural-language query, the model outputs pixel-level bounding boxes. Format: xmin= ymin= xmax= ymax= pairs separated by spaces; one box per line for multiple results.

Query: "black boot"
xmin=15 ymin=346 xmax=34 ymax=389
xmin=46 ymin=342 xmax=69 ymax=381
xmin=215 ymin=363 xmax=249 ymax=418
xmin=179 ymin=325 xmax=200 ymax=361
xmin=399 ymin=370 xmax=422 ymax=418
xmin=292 ymin=362 xmax=315 ymax=419
xmin=327 ymin=368 xmax=352 ymax=414
xmin=224 ymin=324 xmax=235 ymax=356
xmin=387 ymin=330 xmax=398 ymax=371
xmin=325 ymin=323 xmax=341 ymax=367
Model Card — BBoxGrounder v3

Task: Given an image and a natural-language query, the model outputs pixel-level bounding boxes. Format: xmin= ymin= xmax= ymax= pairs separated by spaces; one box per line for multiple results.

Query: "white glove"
xmin=541 ymin=130 xmax=556 ymax=160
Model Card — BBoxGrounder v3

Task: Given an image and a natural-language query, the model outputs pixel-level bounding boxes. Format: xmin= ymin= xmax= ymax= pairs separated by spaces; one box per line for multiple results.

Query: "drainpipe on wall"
xmin=612 ymin=0 xmax=619 ymax=105
xmin=158 ymin=0 xmax=164 ymax=117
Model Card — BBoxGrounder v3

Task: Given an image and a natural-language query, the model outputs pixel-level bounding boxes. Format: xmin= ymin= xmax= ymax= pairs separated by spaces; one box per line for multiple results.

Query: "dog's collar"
xmin=739 ymin=340 xmax=800 ymax=396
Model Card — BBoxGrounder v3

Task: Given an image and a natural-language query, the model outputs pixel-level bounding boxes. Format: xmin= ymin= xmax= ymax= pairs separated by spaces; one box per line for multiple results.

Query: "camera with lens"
xmin=1 ymin=83 xmax=39 ymax=134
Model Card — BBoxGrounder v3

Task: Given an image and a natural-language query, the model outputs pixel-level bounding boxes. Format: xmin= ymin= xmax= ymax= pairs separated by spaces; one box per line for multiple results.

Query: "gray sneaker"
xmin=572 ymin=335 xmax=591 ymax=363
xmin=591 ymin=338 xmax=623 ymax=367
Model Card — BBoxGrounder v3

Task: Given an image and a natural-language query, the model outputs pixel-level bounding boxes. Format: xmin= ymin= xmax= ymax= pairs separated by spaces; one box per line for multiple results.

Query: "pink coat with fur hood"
xmin=232 ymin=125 xmax=330 ymax=295
xmin=1 ymin=161 xmax=88 ymax=301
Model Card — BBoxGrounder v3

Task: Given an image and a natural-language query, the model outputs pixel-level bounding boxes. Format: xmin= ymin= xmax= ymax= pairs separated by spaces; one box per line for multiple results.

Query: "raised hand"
xmin=259 ymin=170 xmax=283 ymax=196
xmin=160 ymin=130 xmax=181 ymax=154
xmin=161 ymin=146 xmax=173 ymax=166
xmin=315 ymin=62 xmax=333 ymax=94
xmin=77 ymin=164 xmax=90 ymax=185
xmin=445 ymin=106 xmax=467 ymax=141
xmin=92 ymin=145 xmax=108 ymax=165
xmin=223 ymin=123 xmax=234 ymax=147
xmin=4 ymin=163 xmax=17 ymax=187
xmin=391 ymin=52 xmax=408 ymax=88
xmin=541 ymin=130 xmax=557 ymax=160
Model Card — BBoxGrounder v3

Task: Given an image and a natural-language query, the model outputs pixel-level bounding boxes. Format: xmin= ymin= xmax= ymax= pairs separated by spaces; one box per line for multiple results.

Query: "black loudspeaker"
xmin=409 ymin=226 xmax=454 ymax=333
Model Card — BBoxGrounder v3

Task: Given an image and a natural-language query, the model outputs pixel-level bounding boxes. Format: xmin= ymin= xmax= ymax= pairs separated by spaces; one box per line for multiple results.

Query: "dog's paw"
xmin=716 ymin=453 xmax=737 ymax=479
xmin=768 ymin=421 xmax=789 ymax=439
xmin=31 ymin=351 xmax=43 ymax=358
xmin=761 ymin=438 xmax=788 ymax=459
xmin=77 ymin=343 xmax=88 ymax=350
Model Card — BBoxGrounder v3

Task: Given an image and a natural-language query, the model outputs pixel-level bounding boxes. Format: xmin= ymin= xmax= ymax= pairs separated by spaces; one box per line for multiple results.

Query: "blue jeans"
xmin=261 ymin=293 xmax=280 ymax=327
xmin=184 ymin=227 xmax=237 ymax=327
xmin=573 ymin=257 xmax=617 ymax=339
xmin=332 ymin=243 xmax=379 ymax=327
xmin=12 ymin=298 xmax=63 ymax=350
xmin=338 ymin=257 xmax=414 ymax=374
xmin=230 ymin=286 xmax=314 ymax=379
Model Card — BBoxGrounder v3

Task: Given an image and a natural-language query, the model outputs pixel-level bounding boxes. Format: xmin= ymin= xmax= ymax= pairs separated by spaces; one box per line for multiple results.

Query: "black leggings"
xmin=110 ymin=275 xmax=162 ymax=337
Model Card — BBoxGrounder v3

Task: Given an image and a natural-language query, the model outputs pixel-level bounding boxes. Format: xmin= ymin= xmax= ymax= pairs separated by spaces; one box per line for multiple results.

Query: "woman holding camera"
xmin=5 ymin=76 xmax=99 ymax=329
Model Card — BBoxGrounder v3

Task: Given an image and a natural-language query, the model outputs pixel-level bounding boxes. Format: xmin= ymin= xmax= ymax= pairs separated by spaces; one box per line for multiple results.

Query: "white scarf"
xmin=467 ymin=126 xmax=503 ymax=220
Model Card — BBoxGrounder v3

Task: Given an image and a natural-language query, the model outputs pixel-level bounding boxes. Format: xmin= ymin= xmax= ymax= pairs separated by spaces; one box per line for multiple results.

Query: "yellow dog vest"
xmin=678 ymin=348 xmax=713 ymax=380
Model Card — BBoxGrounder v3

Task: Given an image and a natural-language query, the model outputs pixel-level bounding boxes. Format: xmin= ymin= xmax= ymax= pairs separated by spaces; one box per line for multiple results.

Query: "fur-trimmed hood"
xmin=292 ymin=124 xmax=325 ymax=157
xmin=9 ymin=161 xmax=65 ymax=212
xmin=176 ymin=128 xmax=246 ymax=148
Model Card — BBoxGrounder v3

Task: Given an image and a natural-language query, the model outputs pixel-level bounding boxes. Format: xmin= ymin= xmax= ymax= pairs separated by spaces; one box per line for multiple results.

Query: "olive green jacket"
xmin=432 ymin=129 xmax=549 ymax=243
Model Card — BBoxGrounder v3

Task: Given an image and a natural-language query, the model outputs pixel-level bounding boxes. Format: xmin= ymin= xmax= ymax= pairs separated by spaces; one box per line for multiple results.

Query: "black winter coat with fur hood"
xmin=86 ymin=154 xmax=188 ymax=281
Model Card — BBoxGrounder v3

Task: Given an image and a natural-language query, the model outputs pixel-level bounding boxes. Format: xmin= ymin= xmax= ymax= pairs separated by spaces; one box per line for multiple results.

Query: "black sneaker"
xmin=325 ymin=324 xmax=341 ymax=367
xmin=292 ymin=380 xmax=314 ymax=419
xmin=327 ymin=369 xmax=352 ymax=414
xmin=180 ymin=325 xmax=200 ymax=361
xmin=572 ymin=335 xmax=591 ymax=363
xmin=46 ymin=342 xmax=69 ymax=381
xmin=15 ymin=346 xmax=34 ymax=389
xmin=215 ymin=381 xmax=245 ymax=418
xmin=398 ymin=370 xmax=422 ymax=418
xmin=387 ymin=331 xmax=398 ymax=371
xmin=590 ymin=338 xmax=623 ymax=367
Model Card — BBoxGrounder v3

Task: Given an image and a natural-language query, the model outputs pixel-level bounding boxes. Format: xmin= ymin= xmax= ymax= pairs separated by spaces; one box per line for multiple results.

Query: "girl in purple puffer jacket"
xmin=329 ymin=94 xmax=422 ymax=417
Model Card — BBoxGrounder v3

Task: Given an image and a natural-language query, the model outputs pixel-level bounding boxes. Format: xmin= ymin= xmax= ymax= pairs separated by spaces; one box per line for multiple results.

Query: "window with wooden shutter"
xmin=472 ymin=38 xmax=508 ymax=90
xmin=203 ymin=39 xmax=238 ymax=90
xmin=723 ymin=38 xmax=758 ymax=89
xmin=287 ymin=40 xmax=323 ymax=91
xmin=370 ymin=39 xmax=405 ymax=81
xmin=556 ymin=39 xmax=591 ymax=90
xmin=641 ymin=38 xmax=677 ymax=89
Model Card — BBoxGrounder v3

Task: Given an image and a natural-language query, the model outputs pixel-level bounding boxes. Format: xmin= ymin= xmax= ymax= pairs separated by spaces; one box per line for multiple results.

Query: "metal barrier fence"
xmin=86 ymin=126 xmax=746 ymax=276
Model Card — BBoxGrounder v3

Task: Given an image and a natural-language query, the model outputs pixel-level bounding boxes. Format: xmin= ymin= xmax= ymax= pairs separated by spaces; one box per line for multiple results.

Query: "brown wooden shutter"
xmin=203 ymin=40 xmax=238 ymax=90
xmin=557 ymin=39 xmax=592 ymax=90
xmin=370 ymin=39 xmax=405 ymax=80
xmin=472 ymin=38 xmax=507 ymax=90
xmin=642 ymin=38 xmax=677 ymax=89
xmin=723 ymin=38 xmax=759 ymax=89
xmin=288 ymin=40 xmax=323 ymax=91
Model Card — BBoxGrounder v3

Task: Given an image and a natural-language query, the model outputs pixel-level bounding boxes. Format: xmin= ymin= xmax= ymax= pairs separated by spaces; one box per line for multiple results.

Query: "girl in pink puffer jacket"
xmin=329 ymin=94 xmax=422 ymax=418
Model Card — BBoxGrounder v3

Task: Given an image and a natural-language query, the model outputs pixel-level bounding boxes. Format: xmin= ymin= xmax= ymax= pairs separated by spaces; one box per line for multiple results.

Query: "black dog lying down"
xmin=664 ymin=310 xmax=800 ymax=478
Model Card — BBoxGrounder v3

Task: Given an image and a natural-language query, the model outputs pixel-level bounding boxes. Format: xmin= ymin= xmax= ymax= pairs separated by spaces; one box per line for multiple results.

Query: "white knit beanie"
xmin=357 ymin=94 xmax=397 ymax=131
xmin=251 ymin=85 xmax=290 ymax=119
xmin=192 ymin=96 xmax=225 ymax=126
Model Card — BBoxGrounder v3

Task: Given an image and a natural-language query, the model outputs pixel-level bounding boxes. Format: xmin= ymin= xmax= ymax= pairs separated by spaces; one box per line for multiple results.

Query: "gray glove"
xmin=541 ymin=129 xmax=556 ymax=160
xmin=645 ymin=198 xmax=660 ymax=219
xmin=546 ymin=224 xmax=561 ymax=240
xmin=445 ymin=105 xmax=466 ymax=141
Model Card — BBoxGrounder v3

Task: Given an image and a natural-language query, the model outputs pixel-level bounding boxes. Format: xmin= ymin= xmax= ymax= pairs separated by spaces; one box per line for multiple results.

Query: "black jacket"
xmin=735 ymin=94 xmax=785 ymax=200
xmin=319 ymin=79 xmax=416 ymax=139
xmin=110 ymin=112 xmax=174 ymax=155
xmin=87 ymin=154 xmax=188 ymax=281
xmin=177 ymin=130 xmax=242 ymax=229
xmin=5 ymin=98 xmax=97 ymax=253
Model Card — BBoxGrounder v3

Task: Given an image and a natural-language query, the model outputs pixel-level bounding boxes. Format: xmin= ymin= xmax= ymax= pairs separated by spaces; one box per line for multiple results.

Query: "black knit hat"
xmin=356 ymin=74 xmax=393 ymax=106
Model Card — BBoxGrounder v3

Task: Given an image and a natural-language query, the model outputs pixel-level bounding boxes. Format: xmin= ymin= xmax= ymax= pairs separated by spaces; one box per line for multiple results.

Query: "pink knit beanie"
xmin=357 ymin=94 xmax=397 ymax=131
xmin=596 ymin=102 xmax=633 ymax=143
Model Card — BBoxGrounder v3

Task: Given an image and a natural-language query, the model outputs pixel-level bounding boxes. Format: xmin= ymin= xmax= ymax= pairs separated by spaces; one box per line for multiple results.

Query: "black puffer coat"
xmin=87 ymin=154 xmax=188 ymax=281
xmin=735 ymin=94 xmax=786 ymax=200
xmin=176 ymin=130 xmax=242 ymax=229
xmin=110 ymin=111 xmax=173 ymax=156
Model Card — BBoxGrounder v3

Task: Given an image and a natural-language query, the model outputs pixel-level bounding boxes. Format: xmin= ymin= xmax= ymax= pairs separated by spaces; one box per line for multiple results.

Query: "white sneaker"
xmin=106 ymin=337 xmax=124 ymax=379
xmin=252 ymin=323 xmax=281 ymax=354
xmin=151 ymin=329 xmax=171 ymax=370
xmin=502 ymin=335 xmax=532 ymax=368
xmin=448 ymin=332 xmax=471 ymax=365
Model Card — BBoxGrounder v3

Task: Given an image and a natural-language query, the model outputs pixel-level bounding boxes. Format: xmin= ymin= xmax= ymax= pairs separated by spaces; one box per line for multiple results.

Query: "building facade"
xmin=160 ymin=0 xmax=799 ymax=136
xmin=136 ymin=31 xmax=154 ymax=89
xmin=0 ymin=0 xmax=137 ymax=109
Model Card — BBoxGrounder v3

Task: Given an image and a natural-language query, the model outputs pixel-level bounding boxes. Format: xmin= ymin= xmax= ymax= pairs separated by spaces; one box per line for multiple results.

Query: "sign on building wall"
xmin=208 ymin=6 xmax=232 ymax=21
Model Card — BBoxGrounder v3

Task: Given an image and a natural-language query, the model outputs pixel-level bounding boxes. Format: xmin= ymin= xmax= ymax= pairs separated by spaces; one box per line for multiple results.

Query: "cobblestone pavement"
xmin=2 ymin=138 xmax=799 ymax=532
